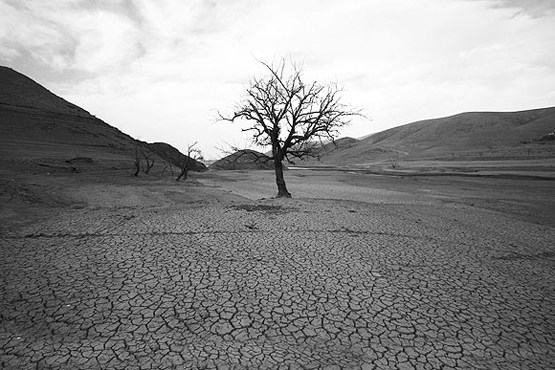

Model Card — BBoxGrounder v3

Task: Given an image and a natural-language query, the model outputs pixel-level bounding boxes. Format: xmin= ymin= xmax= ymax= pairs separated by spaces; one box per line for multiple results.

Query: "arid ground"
xmin=1 ymin=167 xmax=555 ymax=369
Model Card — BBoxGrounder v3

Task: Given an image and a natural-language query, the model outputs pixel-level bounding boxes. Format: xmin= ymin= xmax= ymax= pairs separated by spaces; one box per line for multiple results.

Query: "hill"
xmin=0 ymin=66 xmax=203 ymax=175
xmin=309 ymin=137 xmax=359 ymax=159
xmin=210 ymin=150 xmax=274 ymax=170
xmin=0 ymin=67 xmax=140 ymax=164
xmin=0 ymin=66 xmax=90 ymax=117
xmin=307 ymin=107 xmax=555 ymax=166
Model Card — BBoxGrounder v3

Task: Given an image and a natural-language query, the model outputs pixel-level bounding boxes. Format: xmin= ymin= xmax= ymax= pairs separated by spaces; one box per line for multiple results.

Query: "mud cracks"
xmin=1 ymin=200 xmax=555 ymax=369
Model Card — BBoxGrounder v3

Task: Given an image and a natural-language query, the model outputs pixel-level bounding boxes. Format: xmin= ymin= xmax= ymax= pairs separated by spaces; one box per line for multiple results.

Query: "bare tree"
xmin=142 ymin=151 xmax=155 ymax=174
xmin=133 ymin=147 xmax=142 ymax=176
xmin=162 ymin=162 xmax=175 ymax=176
xmin=220 ymin=59 xmax=361 ymax=197
xmin=133 ymin=147 xmax=155 ymax=176
xmin=176 ymin=141 xmax=203 ymax=181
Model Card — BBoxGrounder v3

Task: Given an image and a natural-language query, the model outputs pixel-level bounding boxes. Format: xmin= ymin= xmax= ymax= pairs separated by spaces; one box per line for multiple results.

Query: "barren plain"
xmin=1 ymin=166 xmax=555 ymax=369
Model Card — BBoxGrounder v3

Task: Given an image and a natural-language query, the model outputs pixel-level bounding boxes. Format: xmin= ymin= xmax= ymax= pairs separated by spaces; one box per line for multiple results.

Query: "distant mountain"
xmin=0 ymin=66 xmax=203 ymax=175
xmin=307 ymin=107 xmax=555 ymax=165
xmin=210 ymin=149 xmax=274 ymax=170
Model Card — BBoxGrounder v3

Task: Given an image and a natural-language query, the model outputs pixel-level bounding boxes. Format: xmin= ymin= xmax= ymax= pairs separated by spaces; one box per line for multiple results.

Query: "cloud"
xmin=0 ymin=43 xmax=21 ymax=61
xmin=0 ymin=0 xmax=145 ymax=73
xmin=1 ymin=0 xmax=555 ymax=158
xmin=485 ymin=0 xmax=555 ymax=17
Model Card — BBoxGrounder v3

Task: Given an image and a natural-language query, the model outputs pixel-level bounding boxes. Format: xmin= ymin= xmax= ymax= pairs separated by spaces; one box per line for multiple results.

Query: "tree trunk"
xmin=176 ymin=167 xmax=188 ymax=182
xmin=274 ymin=159 xmax=291 ymax=198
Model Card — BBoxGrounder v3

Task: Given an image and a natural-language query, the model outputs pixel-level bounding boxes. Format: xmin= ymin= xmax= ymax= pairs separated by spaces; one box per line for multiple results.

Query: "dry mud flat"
xmin=1 ymin=170 xmax=555 ymax=369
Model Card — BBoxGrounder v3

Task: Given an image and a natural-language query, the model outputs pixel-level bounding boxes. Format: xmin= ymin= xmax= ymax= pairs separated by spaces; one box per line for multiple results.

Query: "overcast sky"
xmin=1 ymin=0 xmax=554 ymax=159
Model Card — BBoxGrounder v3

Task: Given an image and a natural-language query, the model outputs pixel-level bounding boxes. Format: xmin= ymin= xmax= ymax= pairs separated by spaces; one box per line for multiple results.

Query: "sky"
xmin=1 ymin=0 xmax=554 ymax=159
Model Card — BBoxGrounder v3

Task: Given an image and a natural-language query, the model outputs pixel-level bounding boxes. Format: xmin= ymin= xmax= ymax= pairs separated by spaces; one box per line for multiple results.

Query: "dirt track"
xmin=1 ymin=169 xmax=554 ymax=369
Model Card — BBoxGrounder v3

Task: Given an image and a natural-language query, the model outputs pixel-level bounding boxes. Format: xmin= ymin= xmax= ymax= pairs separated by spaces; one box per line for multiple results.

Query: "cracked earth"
xmin=1 ymin=171 xmax=554 ymax=369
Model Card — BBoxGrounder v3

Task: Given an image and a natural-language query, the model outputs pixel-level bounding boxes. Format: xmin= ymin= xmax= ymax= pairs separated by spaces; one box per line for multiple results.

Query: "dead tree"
xmin=220 ymin=58 xmax=361 ymax=197
xmin=142 ymin=152 xmax=155 ymax=174
xmin=133 ymin=147 xmax=155 ymax=176
xmin=176 ymin=163 xmax=189 ymax=181
xmin=133 ymin=147 xmax=141 ymax=176
xmin=162 ymin=162 xmax=175 ymax=176
xmin=176 ymin=142 xmax=203 ymax=181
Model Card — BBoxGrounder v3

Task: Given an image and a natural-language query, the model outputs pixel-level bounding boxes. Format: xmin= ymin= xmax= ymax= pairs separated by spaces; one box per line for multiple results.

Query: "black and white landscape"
xmin=1 ymin=1 xmax=555 ymax=369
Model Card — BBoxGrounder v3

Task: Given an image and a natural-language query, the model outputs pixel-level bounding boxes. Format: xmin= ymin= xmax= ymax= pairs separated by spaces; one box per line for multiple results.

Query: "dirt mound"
xmin=210 ymin=149 xmax=274 ymax=170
